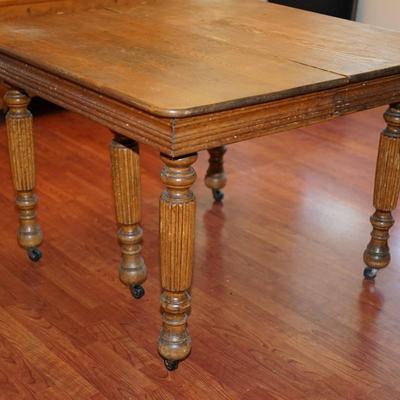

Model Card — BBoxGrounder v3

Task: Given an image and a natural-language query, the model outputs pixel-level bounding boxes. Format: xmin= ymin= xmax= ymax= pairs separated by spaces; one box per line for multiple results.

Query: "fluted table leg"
xmin=158 ymin=153 xmax=197 ymax=371
xmin=110 ymin=134 xmax=147 ymax=299
xmin=4 ymin=89 xmax=43 ymax=262
xmin=364 ymin=103 xmax=400 ymax=280
xmin=205 ymin=146 xmax=227 ymax=202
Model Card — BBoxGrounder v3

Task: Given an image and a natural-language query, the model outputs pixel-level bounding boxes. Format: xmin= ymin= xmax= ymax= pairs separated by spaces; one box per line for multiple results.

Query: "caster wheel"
xmin=363 ymin=267 xmax=378 ymax=281
xmin=212 ymin=189 xmax=224 ymax=202
xmin=164 ymin=359 xmax=179 ymax=371
xmin=27 ymin=248 xmax=42 ymax=263
xmin=130 ymin=284 xmax=145 ymax=299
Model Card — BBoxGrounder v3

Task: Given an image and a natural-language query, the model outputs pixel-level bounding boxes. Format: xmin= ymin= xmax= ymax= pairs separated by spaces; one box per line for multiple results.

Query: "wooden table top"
xmin=0 ymin=0 xmax=400 ymax=117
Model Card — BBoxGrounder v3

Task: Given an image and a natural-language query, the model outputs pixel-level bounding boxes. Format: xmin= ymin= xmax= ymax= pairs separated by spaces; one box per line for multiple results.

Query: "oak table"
xmin=1 ymin=0 xmax=400 ymax=371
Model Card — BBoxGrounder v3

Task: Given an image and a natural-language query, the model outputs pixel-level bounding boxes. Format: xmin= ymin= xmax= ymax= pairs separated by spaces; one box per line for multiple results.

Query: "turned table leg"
xmin=4 ymin=90 xmax=43 ymax=262
xmin=110 ymin=134 xmax=147 ymax=299
xmin=158 ymin=153 xmax=197 ymax=371
xmin=205 ymin=146 xmax=227 ymax=202
xmin=364 ymin=103 xmax=400 ymax=280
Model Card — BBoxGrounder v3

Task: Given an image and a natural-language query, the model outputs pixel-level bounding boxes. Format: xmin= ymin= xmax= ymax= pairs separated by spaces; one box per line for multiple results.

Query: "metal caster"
xmin=363 ymin=267 xmax=378 ymax=281
xmin=164 ymin=359 xmax=179 ymax=371
xmin=212 ymin=189 xmax=224 ymax=202
xmin=27 ymin=248 xmax=42 ymax=262
xmin=130 ymin=284 xmax=145 ymax=299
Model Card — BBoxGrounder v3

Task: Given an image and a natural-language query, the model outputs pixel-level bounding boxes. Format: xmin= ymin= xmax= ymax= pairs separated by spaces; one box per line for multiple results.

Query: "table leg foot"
xmin=27 ymin=247 xmax=42 ymax=263
xmin=363 ymin=267 xmax=378 ymax=281
xmin=363 ymin=103 xmax=400 ymax=279
xmin=164 ymin=359 xmax=179 ymax=371
xmin=129 ymin=284 xmax=145 ymax=299
xmin=212 ymin=188 xmax=224 ymax=202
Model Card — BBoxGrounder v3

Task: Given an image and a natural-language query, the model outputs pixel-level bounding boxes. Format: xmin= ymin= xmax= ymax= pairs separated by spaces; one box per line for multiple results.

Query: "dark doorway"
xmin=268 ymin=0 xmax=358 ymax=20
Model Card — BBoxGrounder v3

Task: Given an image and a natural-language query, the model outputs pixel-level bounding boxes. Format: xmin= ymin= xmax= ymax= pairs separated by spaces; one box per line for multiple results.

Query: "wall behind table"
xmin=357 ymin=0 xmax=400 ymax=30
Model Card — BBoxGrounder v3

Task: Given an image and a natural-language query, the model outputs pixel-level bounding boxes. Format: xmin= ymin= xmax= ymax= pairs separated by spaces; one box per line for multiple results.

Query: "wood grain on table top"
xmin=0 ymin=0 xmax=400 ymax=117
xmin=0 ymin=0 xmax=133 ymax=20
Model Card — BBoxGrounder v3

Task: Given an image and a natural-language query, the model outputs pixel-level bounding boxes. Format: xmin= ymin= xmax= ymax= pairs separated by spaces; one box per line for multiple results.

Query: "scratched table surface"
xmin=0 ymin=0 xmax=400 ymax=117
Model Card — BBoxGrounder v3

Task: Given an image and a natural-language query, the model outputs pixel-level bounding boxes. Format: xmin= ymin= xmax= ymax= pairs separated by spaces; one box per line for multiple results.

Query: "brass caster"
xmin=164 ymin=359 xmax=179 ymax=371
xmin=363 ymin=267 xmax=378 ymax=281
xmin=130 ymin=284 xmax=145 ymax=299
xmin=27 ymin=248 xmax=42 ymax=263
xmin=212 ymin=189 xmax=224 ymax=202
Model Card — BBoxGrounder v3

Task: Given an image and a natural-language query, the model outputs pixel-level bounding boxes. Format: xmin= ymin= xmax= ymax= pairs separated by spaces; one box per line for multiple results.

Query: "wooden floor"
xmin=1 ymin=102 xmax=400 ymax=399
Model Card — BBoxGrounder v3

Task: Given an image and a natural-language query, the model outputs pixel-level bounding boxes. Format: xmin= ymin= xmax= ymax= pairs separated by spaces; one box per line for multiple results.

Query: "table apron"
xmin=173 ymin=74 xmax=400 ymax=154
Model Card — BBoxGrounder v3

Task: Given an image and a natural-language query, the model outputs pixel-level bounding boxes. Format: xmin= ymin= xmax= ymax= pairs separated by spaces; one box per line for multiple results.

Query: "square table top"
xmin=0 ymin=0 xmax=400 ymax=118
